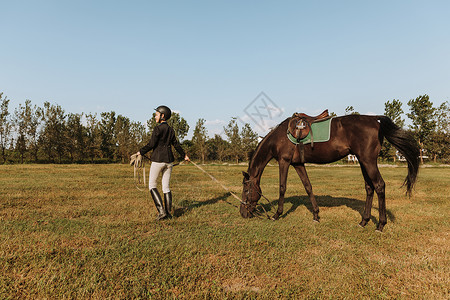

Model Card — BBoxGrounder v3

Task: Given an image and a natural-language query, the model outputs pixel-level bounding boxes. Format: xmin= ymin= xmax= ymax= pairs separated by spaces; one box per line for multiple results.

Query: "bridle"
xmin=243 ymin=177 xmax=274 ymax=219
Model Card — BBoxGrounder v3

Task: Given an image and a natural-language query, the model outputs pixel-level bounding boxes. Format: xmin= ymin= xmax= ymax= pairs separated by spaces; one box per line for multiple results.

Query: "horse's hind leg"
xmin=375 ymin=172 xmax=387 ymax=232
xmin=294 ymin=165 xmax=319 ymax=222
xmin=359 ymin=164 xmax=374 ymax=228
xmin=359 ymin=161 xmax=386 ymax=231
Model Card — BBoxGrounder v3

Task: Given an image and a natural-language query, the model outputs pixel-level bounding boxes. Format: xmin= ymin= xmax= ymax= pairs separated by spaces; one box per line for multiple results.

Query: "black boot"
xmin=164 ymin=191 xmax=173 ymax=218
xmin=150 ymin=188 xmax=167 ymax=220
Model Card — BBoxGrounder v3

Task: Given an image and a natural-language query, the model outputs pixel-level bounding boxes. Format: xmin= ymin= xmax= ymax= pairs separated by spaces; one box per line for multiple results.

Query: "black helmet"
xmin=154 ymin=105 xmax=172 ymax=120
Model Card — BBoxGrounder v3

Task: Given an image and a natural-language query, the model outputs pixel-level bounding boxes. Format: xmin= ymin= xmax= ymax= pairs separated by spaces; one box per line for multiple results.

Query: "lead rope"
xmin=189 ymin=161 xmax=273 ymax=219
xmin=188 ymin=160 xmax=243 ymax=205
xmin=256 ymin=187 xmax=275 ymax=219
xmin=130 ymin=153 xmax=148 ymax=192
xmin=130 ymin=155 xmax=273 ymax=219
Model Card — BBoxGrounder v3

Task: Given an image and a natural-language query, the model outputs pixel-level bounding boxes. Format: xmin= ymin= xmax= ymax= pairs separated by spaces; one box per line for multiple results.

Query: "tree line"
xmin=0 ymin=92 xmax=259 ymax=164
xmin=0 ymin=92 xmax=449 ymax=164
xmin=345 ymin=95 xmax=449 ymax=164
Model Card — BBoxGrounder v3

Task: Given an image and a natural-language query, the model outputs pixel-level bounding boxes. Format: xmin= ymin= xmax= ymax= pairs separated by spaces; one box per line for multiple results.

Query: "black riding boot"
xmin=164 ymin=191 xmax=173 ymax=218
xmin=150 ymin=188 xmax=167 ymax=220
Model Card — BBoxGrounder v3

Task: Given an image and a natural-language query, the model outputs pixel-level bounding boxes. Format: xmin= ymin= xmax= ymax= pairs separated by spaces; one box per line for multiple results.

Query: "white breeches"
xmin=148 ymin=162 xmax=173 ymax=193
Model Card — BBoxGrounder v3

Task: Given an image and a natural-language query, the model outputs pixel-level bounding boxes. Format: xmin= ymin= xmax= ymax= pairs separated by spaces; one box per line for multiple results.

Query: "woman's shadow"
xmin=259 ymin=195 xmax=396 ymax=224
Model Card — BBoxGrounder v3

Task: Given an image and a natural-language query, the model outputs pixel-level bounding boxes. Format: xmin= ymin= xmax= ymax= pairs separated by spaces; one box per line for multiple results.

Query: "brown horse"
xmin=241 ymin=113 xmax=420 ymax=232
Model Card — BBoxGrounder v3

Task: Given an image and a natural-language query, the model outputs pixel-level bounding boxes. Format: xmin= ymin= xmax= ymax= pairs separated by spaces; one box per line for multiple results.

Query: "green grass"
xmin=1 ymin=163 xmax=449 ymax=299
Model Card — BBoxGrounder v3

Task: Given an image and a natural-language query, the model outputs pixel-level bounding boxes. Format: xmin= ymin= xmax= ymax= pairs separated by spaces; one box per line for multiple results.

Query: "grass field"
xmin=1 ymin=163 xmax=449 ymax=299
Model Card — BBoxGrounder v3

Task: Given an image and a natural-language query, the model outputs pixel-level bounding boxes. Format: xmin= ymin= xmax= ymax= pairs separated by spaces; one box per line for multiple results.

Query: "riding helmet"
xmin=154 ymin=105 xmax=172 ymax=120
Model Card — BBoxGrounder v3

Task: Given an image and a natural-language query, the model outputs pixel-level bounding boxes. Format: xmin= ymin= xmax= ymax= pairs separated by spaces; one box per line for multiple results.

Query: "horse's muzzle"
xmin=240 ymin=203 xmax=255 ymax=218
xmin=240 ymin=204 xmax=248 ymax=218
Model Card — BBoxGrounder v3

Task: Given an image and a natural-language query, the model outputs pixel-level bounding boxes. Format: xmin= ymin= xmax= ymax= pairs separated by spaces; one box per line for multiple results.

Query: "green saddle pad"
xmin=300 ymin=118 xmax=333 ymax=145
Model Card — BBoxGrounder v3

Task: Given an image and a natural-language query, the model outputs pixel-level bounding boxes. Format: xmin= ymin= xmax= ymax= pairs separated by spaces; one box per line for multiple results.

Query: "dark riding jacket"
xmin=139 ymin=122 xmax=185 ymax=163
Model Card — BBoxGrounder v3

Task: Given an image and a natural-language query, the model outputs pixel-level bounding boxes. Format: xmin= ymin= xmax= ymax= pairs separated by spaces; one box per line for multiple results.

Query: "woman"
xmin=136 ymin=105 xmax=189 ymax=220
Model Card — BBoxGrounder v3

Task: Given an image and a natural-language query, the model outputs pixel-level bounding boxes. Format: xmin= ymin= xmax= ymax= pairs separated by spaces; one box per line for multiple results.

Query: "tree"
xmin=223 ymin=119 xmax=259 ymax=164
xmin=14 ymin=103 xmax=28 ymax=163
xmin=66 ymin=113 xmax=85 ymax=162
xmin=23 ymin=100 xmax=42 ymax=162
xmin=241 ymin=123 xmax=258 ymax=156
xmin=429 ymin=101 xmax=450 ymax=162
xmin=129 ymin=120 xmax=147 ymax=154
xmin=407 ymin=95 xmax=436 ymax=164
xmin=345 ymin=106 xmax=359 ymax=115
xmin=85 ymin=113 xmax=102 ymax=162
xmin=435 ymin=101 xmax=450 ymax=134
xmin=181 ymin=139 xmax=194 ymax=160
xmin=0 ymin=93 xmax=12 ymax=163
xmin=99 ymin=111 xmax=117 ymax=161
xmin=169 ymin=112 xmax=190 ymax=142
xmin=384 ymin=99 xmax=405 ymax=128
xmin=207 ymin=134 xmax=229 ymax=162
xmin=40 ymin=102 xmax=67 ymax=163
xmin=224 ymin=118 xmax=242 ymax=164
xmin=115 ymin=115 xmax=133 ymax=163
xmin=192 ymin=118 xmax=208 ymax=163
xmin=381 ymin=99 xmax=405 ymax=161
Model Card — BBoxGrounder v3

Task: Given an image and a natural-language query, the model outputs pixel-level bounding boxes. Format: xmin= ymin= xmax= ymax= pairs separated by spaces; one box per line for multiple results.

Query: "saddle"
xmin=287 ymin=109 xmax=331 ymax=162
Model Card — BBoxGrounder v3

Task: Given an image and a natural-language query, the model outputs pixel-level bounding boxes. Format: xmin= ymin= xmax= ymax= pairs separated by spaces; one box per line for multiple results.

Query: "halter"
xmin=243 ymin=177 xmax=275 ymax=219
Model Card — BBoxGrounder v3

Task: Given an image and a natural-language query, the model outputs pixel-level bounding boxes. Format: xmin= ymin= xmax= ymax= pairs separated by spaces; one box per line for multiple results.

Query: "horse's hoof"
xmin=376 ymin=223 xmax=386 ymax=232
xmin=271 ymin=214 xmax=280 ymax=221
xmin=375 ymin=229 xmax=384 ymax=233
xmin=313 ymin=219 xmax=320 ymax=223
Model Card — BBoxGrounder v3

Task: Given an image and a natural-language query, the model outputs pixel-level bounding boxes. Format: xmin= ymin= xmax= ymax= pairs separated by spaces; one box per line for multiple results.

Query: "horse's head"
xmin=240 ymin=171 xmax=261 ymax=218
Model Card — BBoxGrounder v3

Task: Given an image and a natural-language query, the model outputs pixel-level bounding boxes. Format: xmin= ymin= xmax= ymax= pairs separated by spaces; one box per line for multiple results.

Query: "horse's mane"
xmin=248 ymin=118 xmax=290 ymax=167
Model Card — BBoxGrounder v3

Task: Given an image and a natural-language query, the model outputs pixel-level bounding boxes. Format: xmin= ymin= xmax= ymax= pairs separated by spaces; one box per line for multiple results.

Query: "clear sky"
xmin=1 ymin=1 xmax=449 ymax=138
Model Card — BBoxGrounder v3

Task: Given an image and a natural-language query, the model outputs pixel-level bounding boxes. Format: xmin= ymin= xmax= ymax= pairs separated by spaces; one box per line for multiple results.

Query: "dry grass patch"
xmin=0 ymin=164 xmax=448 ymax=299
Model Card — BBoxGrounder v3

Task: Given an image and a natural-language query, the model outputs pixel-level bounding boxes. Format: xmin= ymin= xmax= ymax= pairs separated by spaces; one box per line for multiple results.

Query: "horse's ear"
xmin=242 ymin=171 xmax=250 ymax=179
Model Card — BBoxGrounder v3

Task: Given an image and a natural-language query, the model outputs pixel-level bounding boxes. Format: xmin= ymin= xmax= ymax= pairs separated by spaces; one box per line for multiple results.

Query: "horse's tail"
xmin=378 ymin=116 xmax=420 ymax=195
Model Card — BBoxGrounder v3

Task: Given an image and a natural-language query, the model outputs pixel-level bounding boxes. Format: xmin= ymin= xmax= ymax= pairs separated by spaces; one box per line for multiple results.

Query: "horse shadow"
xmin=174 ymin=192 xmax=232 ymax=218
xmin=173 ymin=193 xmax=396 ymax=225
xmin=259 ymin=195 xmax=396 ymax=224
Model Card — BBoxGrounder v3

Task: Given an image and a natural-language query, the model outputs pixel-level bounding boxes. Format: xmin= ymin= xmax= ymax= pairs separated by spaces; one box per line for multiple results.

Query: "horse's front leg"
xmin=293 ymin=164 xmax=319 ymax=222
xmin=272 ymin=160 xmax=290 ymax=220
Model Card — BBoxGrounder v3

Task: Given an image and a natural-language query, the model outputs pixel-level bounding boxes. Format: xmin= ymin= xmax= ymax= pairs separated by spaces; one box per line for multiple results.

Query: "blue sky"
xmin=1 ymin=1 xmax=449 ymax=138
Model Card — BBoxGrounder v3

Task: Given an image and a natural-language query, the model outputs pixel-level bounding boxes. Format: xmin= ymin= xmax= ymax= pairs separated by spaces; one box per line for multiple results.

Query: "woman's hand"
xmin=184 ymin=155 xmax=190 ymax=161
